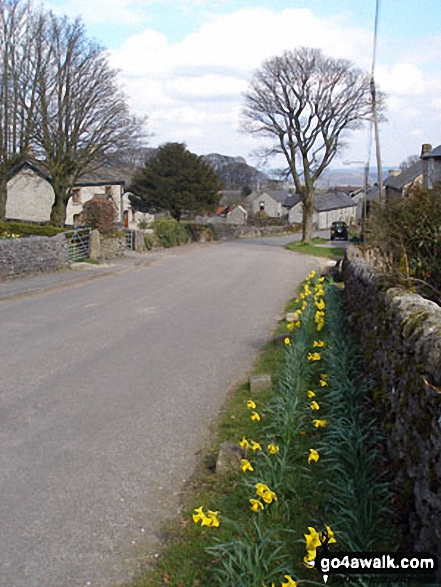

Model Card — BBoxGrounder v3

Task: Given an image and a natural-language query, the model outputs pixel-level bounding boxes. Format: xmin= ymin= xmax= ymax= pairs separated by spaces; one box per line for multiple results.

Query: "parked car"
xmin=330 ymin=221 xmax=348 ymax=241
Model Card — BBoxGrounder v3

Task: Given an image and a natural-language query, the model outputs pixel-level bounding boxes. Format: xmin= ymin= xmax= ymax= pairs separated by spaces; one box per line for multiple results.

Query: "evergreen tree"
xmin=129 ymin=143 xmax=223 ymax=221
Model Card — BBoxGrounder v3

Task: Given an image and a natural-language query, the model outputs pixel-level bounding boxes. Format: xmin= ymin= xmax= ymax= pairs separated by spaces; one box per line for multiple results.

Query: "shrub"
xmin=151 ymin=217 xmax=189 ymax=248
xmin=0 ymin=220 xmax=65 ymax=237
xmin=82 ymin=198 xmax=118 ymax=234
xmin=365 ymin=186 xmax=441 ymax=301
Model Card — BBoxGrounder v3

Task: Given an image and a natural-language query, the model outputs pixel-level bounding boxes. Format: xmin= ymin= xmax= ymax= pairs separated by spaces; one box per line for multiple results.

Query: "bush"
xmin=151 ymin=217 xmax=189 ymax=248
xmin=365 ymin=186 xmax=441 ymax=301
xmin=0 ymin=220 xmax=65 ymax=238
xmin=82 ymin=199 xmax=118 ymax=234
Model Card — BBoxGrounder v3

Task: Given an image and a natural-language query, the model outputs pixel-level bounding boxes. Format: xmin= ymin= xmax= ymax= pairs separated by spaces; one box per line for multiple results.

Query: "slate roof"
xmin=8 ymin=157 xmax=130 ymax=187
xmin=313 ymin=192 xmax=357 ymax=212
xmin=384 ymin=160 xmax=423 ymax=191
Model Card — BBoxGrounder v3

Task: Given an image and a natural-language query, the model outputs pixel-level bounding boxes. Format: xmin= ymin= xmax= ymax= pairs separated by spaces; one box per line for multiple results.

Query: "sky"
xmin=46 ymin=0 xmax=441 ymax=173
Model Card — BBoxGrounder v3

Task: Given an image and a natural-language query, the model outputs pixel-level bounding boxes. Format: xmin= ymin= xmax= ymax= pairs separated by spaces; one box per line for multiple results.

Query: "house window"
xmin=259 ymin=201 xmax=265 ymax=211
xmin=71 ymin=188 xmax=81 ymax=204
xmin=105 ymin=186 xmax=113 ymax=200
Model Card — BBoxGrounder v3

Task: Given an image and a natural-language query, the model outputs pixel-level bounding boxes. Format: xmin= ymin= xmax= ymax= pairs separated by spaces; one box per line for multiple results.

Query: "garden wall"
xmin=0 ymin=235 xmax=69 ymax=279
xmin=342 ymin=246 xmax=441 ymax=567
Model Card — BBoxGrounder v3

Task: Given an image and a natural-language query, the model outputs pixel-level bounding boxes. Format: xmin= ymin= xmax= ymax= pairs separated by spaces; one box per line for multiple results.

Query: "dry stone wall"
xmin=343 ymin=246 xmax=441 ymax=566
xmin=0 ymin=235 xmax=69 ymax=279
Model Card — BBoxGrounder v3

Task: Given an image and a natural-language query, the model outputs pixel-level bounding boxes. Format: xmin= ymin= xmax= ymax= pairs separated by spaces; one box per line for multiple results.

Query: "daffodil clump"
xmin=189 ymin=271 xmax=393 ymax=587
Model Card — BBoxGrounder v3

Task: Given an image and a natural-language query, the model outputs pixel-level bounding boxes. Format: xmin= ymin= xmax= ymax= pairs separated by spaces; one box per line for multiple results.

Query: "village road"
xmin=0 ymin=237 xmax=326 ymax=587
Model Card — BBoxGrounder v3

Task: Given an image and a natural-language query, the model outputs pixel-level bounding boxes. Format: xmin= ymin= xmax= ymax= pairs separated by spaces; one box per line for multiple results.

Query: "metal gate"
xmin=62 ymin=228 xmax=91 ymax=261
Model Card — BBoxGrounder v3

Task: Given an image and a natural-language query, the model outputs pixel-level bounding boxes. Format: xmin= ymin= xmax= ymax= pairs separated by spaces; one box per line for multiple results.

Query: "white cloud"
xmin=376 ymin=63 xmax=426 ymax=96
xmin=108 ymin=6 xmax=441 ymax=166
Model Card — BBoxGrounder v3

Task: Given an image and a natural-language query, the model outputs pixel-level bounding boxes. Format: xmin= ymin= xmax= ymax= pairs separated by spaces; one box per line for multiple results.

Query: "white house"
xmin=246 ymin=190 xmax=284 ymax=217
xmin=6 ymin=160 xmax=145 ymax=228
xmin=288 ymin=192 xmax=357 ymax=228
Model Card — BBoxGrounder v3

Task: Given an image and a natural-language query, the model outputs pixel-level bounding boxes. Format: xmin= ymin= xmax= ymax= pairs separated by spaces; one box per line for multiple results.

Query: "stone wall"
xmin=0 ymin=235 xmax=69 ymax=279
xmin=343 ymin=246 xmax=441 ymax=566
xmin=212 ymin=224 xmax=295 ymax=240
xmin=99 ymin=234 xmax=128 ymax=259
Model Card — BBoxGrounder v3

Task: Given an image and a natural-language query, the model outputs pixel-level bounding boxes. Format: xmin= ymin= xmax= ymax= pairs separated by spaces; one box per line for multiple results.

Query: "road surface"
xmin=0 ymin=237 xmax=328 ymax=587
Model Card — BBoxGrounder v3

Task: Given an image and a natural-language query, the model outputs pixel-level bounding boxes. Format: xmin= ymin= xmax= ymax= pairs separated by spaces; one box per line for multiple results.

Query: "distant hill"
xmin=203 ymin=153 xmax=268 ymax=191
xmin=316 ymin=167 xmax=391 ymax=189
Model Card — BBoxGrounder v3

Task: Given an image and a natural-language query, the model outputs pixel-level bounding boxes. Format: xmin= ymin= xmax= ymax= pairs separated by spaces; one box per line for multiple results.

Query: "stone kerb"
xmin=0 ymin=235 xmax=69 ymax=280
xmin=342 ymin=252 xmax=441 ymax=571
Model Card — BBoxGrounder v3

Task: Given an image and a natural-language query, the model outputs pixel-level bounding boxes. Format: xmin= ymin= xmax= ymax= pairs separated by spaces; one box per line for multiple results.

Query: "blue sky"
xmin=47 ymin=0 xmax=441 ymax=171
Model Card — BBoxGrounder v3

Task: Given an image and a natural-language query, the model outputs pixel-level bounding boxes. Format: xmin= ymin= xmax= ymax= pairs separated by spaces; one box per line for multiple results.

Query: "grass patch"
xmin=75 ymin=257 xmax=100 ymax=264
xmin=285 ymin=240 xmax=346 ymax=259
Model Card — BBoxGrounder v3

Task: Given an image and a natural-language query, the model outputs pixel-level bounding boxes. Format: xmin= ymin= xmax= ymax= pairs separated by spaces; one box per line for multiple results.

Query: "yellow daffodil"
xmin=318 ymin=276 xmax=325 ymax=282
xmin=313 ymin=419 xmax=328 ymax=428
xmin=239 ymin=437 xmax=250 ymax=449
xmin=284 ymin=337 xmax=291 ymax=346
xmin=300 ymin=293 xmax=305 ymax=300
xmin=310 ymin=400 xmax=320 ymax=410
xmin=207 ymin=510 xmax=220 ymax=527
xmin=193 ymin=506 xmax=220 ymax=527
xmin=303 ymin=525 xmax=336 ymax=566
xmin=192 ymin=506 xmax=206 ymax=524
xmin=307 ymin=352 xmax=321 ymax=361
xmin=309 ymin=270 xmax=316 ymax=278
xmin=255 ymin=483 xmax=277 ymax=504
xmin=319 ymin=379 xmax=328 ymax=387
xmin=320 ymin=373 xmax=329 ymax=380
xmin=287 ymin=322 xmax=294 ymax=331
xmin=324 ymin=525 xmax=337 ymax=544
xmin=307 ymin=390 xmax=316 ymax=398
xmin=281 ymin=575 xmax=298 ymax=587
xmin=315 ymin=298 xmax=325 ymax=310
xmin=308 ymin=448 xmax=319 ymax=463
xmin=241 ymin=459 xmax=253 ymax=472
xmin=247 ymin=399 xmax=256 ymax=409
xmin=251 ymin=411 xmax=261 ymax=421
xmin=267 ymin=443 xmax=280 ymax=455
xmin=304 ymin=526 xmax=322 ymax=551
xmin=313 ymin=340 xmax=325 ymax=348
xmin=250 ymin=440 xmax=262 ymax=451
xmin=249 ymin=498 xmax=264 ymax=512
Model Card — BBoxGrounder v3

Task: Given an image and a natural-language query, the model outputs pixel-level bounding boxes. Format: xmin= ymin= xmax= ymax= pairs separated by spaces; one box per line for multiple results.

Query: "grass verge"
xmin=285 ymin=238 xmax=346 ymax=260
xmin=123 ymin=271 xmax=405 ymax=587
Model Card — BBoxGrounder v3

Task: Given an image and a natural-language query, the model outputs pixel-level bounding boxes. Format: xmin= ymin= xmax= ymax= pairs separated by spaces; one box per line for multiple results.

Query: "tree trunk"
xmin=0 ymin=169 xmax=7 ymax=221
xmin=302 ymin=184 xmax=315 ymax=244
xmin=50 ymin=185 xmax=68 ymax=226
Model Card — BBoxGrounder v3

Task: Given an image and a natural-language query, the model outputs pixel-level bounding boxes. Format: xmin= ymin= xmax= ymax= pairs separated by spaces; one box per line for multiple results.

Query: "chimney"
xmin=388 ymin=169 xmax=401 ymax=177
xmin=421 ymin=143 xmax=432 ymax=158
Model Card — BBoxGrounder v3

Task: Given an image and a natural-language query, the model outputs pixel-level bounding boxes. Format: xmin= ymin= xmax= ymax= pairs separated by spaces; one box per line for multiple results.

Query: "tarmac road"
xmin=0 ymin=237 xmax=330 ymax=587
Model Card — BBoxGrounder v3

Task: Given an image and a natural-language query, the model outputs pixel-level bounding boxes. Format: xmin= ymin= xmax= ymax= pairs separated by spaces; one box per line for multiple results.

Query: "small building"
xmin=246 ymin=190 xmax=286 ymax=217
xmin=5 ymin=159 xmax=140 ymax=228
xmin=384 ymin=161 xmax=424 ymax=199
xmin=421 ymin=144 xmax=441 ymax=188
xmin=287 ymin=192 xmax=357 ymax=228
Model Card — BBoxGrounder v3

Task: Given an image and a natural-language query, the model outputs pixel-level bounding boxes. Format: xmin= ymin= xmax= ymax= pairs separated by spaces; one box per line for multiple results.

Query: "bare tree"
xmin=32 ymin=12 xmax=147 ymax=225
xmin=242 ymin=47 xmax=374 ymax=242
xmin=0 ymin=0 xmax=38 ymax=218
